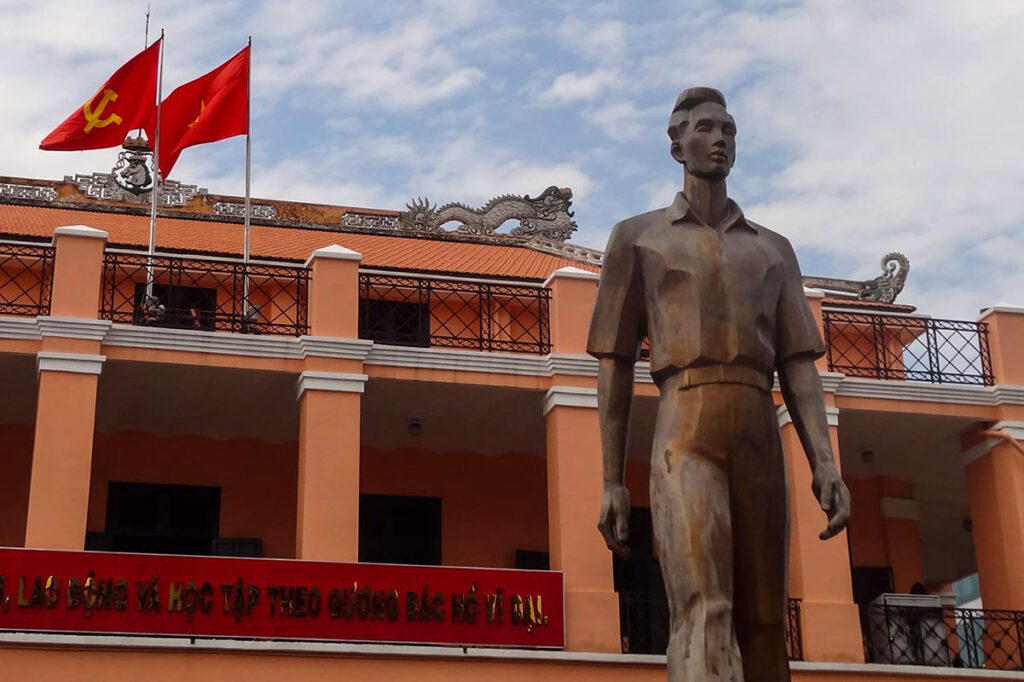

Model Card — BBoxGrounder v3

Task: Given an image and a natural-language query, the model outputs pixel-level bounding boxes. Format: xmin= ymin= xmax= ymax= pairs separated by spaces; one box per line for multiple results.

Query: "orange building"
xmin=1 ymin=163 xmax=1023 ymax=681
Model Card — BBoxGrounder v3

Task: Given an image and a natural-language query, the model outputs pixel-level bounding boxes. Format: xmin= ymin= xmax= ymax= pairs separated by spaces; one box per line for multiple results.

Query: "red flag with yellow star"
xmin=40 ymin=40 xmax=161 ymax=151
xmin=149 ymin=45 xmax=249 ymax=178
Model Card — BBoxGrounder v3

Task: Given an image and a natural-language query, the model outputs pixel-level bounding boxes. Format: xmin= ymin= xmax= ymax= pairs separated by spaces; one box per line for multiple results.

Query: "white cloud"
xmin=537 ymin=69 xmax=619 ymax=104
xmin=557 ymin=17 xmax=626 ymax=63
xmin=408 ymin=135 xmax=592 ymax=207
xmin=583 ymin=100 xmax=649 ymax=142
xmin=631 ymin=0 xmax=1024 ymax=316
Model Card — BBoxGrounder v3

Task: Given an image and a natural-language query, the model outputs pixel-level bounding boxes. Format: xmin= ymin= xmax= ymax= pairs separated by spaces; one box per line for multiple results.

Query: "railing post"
xmin=25 ymin=226 xmax=108 ymax=550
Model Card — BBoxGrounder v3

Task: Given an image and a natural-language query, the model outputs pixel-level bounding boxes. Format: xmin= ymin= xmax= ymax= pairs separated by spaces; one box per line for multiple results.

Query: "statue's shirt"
xmin=587 ymin=192 xmax=824 ymax=383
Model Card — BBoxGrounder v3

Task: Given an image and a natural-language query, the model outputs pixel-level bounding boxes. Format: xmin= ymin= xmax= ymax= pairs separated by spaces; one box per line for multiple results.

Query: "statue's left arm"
xmin=777 ymin=357 xmax=850 ymax=540
xmin=774 ymin=235 xmax=850 ymax=541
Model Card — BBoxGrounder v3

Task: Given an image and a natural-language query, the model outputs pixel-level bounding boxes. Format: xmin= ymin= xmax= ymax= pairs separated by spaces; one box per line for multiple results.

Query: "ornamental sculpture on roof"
xmin=803 ymin=251 xmax=910 ymax=304
xmin=399 ymin=186 xmax=578 ymax=242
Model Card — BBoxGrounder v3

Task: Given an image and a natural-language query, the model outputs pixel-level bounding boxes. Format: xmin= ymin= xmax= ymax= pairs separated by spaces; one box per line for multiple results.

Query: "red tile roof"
xmin=0 ymin=204 xmax=598 ymax=280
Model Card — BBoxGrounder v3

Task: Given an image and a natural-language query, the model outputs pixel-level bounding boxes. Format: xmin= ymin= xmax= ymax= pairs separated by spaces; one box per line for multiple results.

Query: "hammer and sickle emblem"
xmin=83 ymin=88 xmax=123 ymax=133
xmin=188 ymin=100 xmax=206 ymax=128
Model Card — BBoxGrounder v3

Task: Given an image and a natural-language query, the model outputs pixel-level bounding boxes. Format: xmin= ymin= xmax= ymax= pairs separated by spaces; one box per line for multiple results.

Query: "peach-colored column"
xmin=25 ymin=226 xmax=108 ymax=549
xmin=979 ymin=306 xmax=1024 ymax=386
xmin=963 ymin=422 xmax=1024 ymax=610
xmin=542 ymin=266 xmax=619 ymax=652
xmin=780 ymin=401 xmax=864 ymax=659
xmin=295 ymin=245 xmax=365 ymax=562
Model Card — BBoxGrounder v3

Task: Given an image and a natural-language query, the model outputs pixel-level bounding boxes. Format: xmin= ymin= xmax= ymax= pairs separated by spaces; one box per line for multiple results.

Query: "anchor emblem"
xmin=83 ymin=88 xmax=123 ymax=134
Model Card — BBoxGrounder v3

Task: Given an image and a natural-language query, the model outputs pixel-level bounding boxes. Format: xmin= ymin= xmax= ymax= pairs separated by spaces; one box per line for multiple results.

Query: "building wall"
xmin=87 ymin=432 xmax=300 ymax=559
xmin=361 ymin=447 xmax=549 ymax=569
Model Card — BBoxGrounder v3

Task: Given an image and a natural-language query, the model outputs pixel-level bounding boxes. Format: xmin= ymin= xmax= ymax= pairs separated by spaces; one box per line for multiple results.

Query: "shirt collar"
xmin=666 ymin=192 xmax=755 ymax=233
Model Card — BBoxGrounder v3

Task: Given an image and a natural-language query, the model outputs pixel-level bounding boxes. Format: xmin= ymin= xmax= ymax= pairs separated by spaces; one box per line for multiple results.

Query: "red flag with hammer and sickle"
xmin=40 ymin=39 xmax=161 ymax=151
xmin=149 ymin=45 xmax=249 ymax=178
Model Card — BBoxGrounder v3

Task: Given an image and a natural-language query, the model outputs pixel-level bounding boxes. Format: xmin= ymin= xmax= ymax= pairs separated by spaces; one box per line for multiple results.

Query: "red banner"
xmin=0 ymin=548 xmax=564 ymax=649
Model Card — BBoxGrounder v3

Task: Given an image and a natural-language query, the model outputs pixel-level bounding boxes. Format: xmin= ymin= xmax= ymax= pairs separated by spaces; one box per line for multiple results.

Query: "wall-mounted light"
xmin=407 ymin=418 xmax=422 ymax=437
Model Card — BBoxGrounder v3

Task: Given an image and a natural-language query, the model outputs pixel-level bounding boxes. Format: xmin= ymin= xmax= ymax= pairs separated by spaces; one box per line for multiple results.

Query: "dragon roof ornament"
xmin=803 ymin=252 xmax=910 ymax=304
xmin=398 ymin=186 xmax=578 ymax=242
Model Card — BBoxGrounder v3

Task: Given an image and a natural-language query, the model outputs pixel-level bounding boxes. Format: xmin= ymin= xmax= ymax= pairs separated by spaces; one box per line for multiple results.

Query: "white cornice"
xmin=365 ymin=344 xmax=550 ymax=376
xmin=542 ymin=266 xmax=600 ymax=287
xmin=961 ymin=421 xmax=1024 ymax=467
xmin=802 ymin=287 xmax=825 ymax=299
xmin=4 ymin=318 xmax=1024 ymax=404
xmin=542 ymin=385 xmax=599 ymax=415
xmin=296 ymin=371 xmax=368 ymax=398
xmin=37 ymin=351 xmax=105 ymax=375
xmin=991 ymin=420 xmax=1024 ymax=440
xmin=978 ymin=305 xmax=1024 ymax=322
xmin=0 ymin=316 xmax=41 ymax=339
xmin=303 ymin=244 xmax=362 ymax=267
xmin=819 ymin=372 xmax=845 ymax=393
xmin=835 ymin=377 xmax=1024 ymax=406
xmin=53 ymin=225 xmax=108 ymax=240
xmin=37 ymin=316 xmax=111 ymax=340
xmin=298 ymin=336 xmax=373 ymax=361
xmin=881 ymin=496 xmax=920 ymax=521
xmin=777 ymin=405 xmax=839 ymax=428
xmin=104 ymin=324 xmax=304 ymax=358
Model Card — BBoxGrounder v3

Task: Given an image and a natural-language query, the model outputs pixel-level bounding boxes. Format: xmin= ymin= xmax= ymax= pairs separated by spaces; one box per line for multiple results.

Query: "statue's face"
xmin=671 ymin=102 xmax=736 ymax=180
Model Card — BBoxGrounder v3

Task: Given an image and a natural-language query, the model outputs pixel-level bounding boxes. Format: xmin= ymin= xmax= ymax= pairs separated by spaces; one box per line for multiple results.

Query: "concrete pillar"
xmin=779 ymin=400 xmax=864 ymax=662
xmin=979 ymin=306 xmax=1024 ymax=386
xmin=541 ymin=266 xmax=620 ymax=652
xmin=963 ymin=422 xmax=1024 ymax=611
xmin=295 ymin=244 xmax=365 ymax=562
xmin=295 ymin=372 xmax=366 ymax=562
xmin=25 ymin=226 xmax=108 ymax=549
xmin=544 ymin=389 xmax=621 ymax=653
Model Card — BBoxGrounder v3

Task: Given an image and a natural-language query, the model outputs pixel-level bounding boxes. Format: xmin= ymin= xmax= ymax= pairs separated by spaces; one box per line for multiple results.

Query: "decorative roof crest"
xmin=398 ymin=186 xmax=578 ymax=242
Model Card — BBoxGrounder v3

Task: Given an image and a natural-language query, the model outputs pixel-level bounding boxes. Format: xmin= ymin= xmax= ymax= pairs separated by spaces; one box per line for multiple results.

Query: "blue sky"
xmin=2 ymin=0 xmax=1022 ymax=317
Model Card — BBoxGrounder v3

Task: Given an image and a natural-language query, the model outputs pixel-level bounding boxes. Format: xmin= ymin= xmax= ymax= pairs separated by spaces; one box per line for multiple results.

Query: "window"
xmin=102 ymin=482 xmax=220 ymax=556
xmin=359 ymin=298 xmax=430 ymax=347
xmin=359 ymin=494 xmax=441 ymax=565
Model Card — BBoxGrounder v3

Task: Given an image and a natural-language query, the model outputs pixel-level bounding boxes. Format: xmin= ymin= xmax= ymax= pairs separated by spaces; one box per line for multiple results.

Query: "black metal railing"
xmin=862 ymin=604 xmax=1024 ymax=670
xmin=358 ymin=273 xmax=551 ymax=354
xmin=100 ymin=251 xmax=309 ymax=336
xmin=823 ymin=310 xmax=993 ymax=385
xmin=617 ymin=591 xmax=803 ymax=661
xmin=0 ymin=241 xmax=54 ymax=317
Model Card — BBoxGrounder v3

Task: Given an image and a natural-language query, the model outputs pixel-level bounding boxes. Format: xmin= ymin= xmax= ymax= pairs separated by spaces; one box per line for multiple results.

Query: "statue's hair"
xmin=667 ymin=87 xmax=727 ymax=139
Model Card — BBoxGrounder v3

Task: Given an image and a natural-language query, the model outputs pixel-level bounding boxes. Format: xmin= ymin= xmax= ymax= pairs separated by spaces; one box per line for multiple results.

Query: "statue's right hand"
xmin=598 ymin=484 xmax=631 ymax=560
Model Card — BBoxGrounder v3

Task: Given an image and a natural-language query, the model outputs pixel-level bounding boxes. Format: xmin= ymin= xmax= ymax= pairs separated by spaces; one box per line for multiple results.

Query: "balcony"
xmin=101 ymin=250 xmax=310 ymax=336
xmin=617 ymin=591 xmax=804 ymax=661
xmin=823 ymin=310 xmax=993 ymax=386
xmin=0 ymin=241 xmax=54 ymax=317
xmin=861 ymin=603 xmax=1024 ymax=671
xmin=358 ymin=272 xmax=551 ymax=355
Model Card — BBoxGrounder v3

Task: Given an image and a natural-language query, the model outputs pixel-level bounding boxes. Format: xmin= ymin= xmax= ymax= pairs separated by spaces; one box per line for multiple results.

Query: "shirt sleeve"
xmin=775 ymin=237 xmax=826 ymax=365
xmin=587 ymin=221 xmax=645 ymax=362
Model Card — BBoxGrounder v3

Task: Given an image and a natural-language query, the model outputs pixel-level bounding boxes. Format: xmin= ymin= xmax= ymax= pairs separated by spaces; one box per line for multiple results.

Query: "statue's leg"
xmin=729 ymin=387 xmax=791 ymax=681
xmin=651 ymin=382 xmax=743 ymax=682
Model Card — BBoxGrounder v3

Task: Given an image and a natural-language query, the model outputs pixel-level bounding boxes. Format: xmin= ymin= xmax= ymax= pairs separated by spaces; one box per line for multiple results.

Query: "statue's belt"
xmin=679 ymin=365 xmax=772 ymax=392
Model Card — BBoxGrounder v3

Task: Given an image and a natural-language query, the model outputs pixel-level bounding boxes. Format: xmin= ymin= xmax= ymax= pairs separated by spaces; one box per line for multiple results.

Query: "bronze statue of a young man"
xmin=587 ymin=87 xmax=850 ymax=681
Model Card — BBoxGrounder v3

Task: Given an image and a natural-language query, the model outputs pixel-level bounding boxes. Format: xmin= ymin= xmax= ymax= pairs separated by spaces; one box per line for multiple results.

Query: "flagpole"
xmin=243 ymin=35 xmax=252 ymax=323
xmin=146 ymin=29 xmax=164 ymax=300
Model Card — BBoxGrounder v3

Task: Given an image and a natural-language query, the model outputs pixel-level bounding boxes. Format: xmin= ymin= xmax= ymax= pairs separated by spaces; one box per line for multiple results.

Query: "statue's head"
xmin=667 ymin=86 xmax=735 ymax=181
